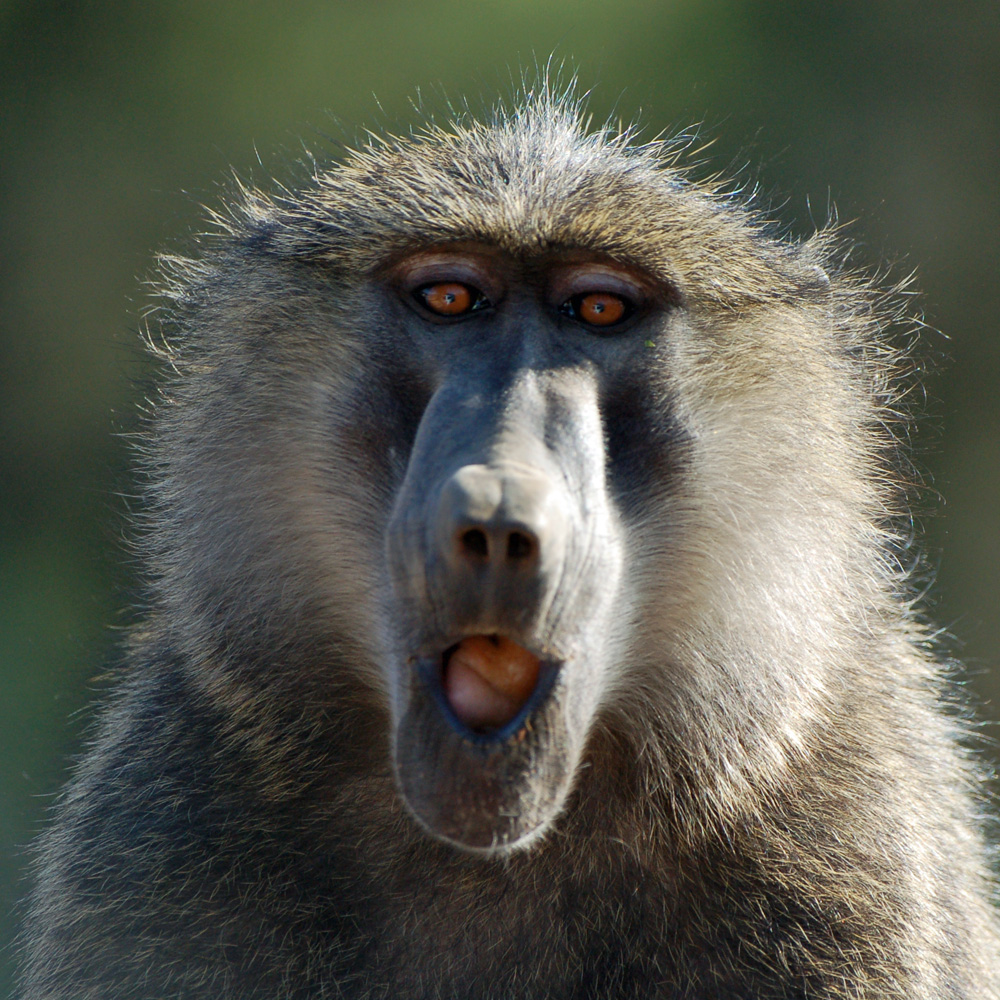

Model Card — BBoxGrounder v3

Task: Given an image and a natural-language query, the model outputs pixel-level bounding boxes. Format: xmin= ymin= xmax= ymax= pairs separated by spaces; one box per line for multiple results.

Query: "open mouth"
xmin=397 ymin=637 xmax=571 ymax=849
xmin=441 ymin=635 xmax=543 ymax=733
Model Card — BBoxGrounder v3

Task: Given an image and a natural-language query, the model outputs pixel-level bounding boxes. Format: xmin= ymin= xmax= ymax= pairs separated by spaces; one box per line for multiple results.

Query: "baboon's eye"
xmin=561 ymin=291 xmax=631 ymax=329
xmin=415 ymin=282 xmax=489 ymax=317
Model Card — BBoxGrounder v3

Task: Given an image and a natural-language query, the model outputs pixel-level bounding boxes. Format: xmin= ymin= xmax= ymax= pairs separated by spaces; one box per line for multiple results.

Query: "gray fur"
xmin=18 ymin=87 xmax=1000 ymax=998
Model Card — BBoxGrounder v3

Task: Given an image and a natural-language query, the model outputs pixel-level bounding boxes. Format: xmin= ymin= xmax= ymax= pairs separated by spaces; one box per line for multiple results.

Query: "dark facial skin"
xmin=381 ymin=247 xmax=672 ymax=852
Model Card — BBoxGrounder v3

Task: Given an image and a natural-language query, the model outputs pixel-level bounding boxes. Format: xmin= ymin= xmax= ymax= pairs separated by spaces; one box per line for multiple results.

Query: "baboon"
xmin=18 ymin=88 xmax=1000 ymax=999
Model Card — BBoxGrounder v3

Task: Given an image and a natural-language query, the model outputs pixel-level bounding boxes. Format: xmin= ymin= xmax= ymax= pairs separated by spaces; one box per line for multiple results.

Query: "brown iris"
xmin=563 ymin=291 xmax=630 ymax=328
xmin=418 ymin=282 xmax=481 ymax=316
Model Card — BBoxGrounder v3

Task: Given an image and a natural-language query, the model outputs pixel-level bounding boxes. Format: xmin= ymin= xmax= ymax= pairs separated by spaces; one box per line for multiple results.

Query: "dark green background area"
xmin=2 ymin=1 xmax=998 ymax=989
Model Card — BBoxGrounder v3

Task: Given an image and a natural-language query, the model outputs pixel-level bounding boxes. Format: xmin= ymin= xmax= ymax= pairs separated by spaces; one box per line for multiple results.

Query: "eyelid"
xmin=548 ymin=267 xmax=647 ymax=308
xmin=395 ymin=254 xmax=501 ymax=302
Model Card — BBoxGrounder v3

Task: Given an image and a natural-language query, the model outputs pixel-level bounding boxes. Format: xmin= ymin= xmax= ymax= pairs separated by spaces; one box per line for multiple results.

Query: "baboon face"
xmin=164 ymin=110 xmax=842 ymax=857
xmin=382 ymin=248 xmax=669 ymax=851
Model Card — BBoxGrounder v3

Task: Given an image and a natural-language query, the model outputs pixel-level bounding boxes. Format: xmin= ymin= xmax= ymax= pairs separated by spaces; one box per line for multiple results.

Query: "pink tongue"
xmin=443 ymin=636 xmax=541 ymax=730
xmin=444 ymin=657 xmax=523 ymax=729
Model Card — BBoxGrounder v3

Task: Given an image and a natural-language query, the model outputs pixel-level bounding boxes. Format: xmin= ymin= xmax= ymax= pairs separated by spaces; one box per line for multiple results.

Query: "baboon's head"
xmin=151 ymin=93 xmax=893 ymax=855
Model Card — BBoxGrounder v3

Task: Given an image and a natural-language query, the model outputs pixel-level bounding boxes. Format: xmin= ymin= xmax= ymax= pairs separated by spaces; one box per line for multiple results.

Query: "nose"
xmin=437 ymin=464 xmax=563 ymax=576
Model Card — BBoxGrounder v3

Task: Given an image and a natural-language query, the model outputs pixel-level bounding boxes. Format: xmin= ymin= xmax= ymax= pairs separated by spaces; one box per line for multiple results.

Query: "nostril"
xmin=460 ymin=528 xmax=489 ymax=559
xmin=506 ymin=531 xmax=535 ymax=562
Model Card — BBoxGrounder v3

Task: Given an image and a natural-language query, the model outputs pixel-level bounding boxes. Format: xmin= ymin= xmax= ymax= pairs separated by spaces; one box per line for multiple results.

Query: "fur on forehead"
xmin=235 ymin=95 xmax=828 ymax=307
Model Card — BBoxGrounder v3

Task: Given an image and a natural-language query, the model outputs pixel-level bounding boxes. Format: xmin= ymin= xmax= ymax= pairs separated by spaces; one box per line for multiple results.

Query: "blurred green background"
xmin=2 ymin=0 xmax=998 ymax=989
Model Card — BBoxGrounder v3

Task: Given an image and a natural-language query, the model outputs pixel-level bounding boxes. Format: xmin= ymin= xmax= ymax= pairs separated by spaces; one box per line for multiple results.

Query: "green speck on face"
xmin=644 ymin=340 xmax=655 ymax=348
